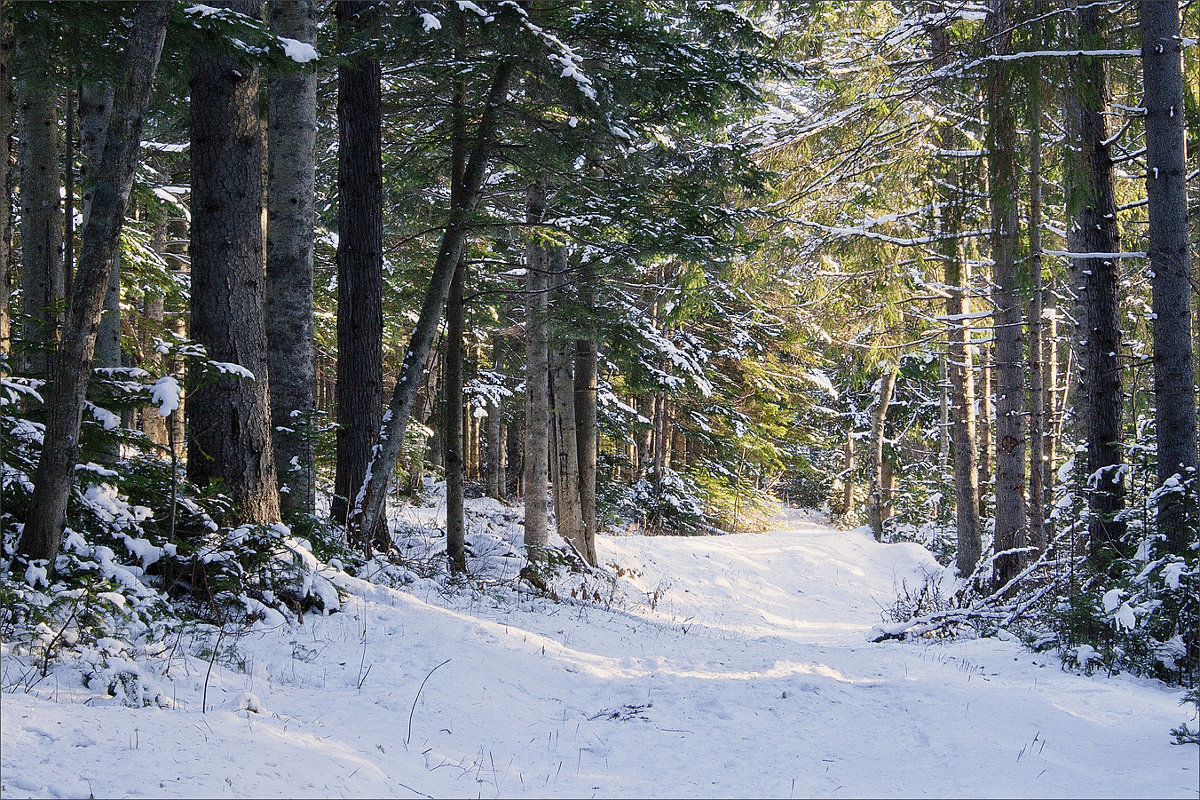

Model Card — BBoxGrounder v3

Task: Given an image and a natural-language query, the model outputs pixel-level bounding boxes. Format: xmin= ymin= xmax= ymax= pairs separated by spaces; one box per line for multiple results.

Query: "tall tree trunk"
xmin=1043 ymin=297 xmax=1059 ymax=520
xmin=931 ymin=18 xmax=982 ymax=576
xmin=938 ymin=355 xmax=950 ymax=477
xmin=949 ymin=252 xmax=983 ymax=575
xmin=1069 ymin=1 xmax=1126 ymax=564
xmin=19 ymin=1 xmax=171 ymax=564
xmin=574 ymin=260 xmax=599 ymax=564
xmin=188 ymin=0 xmax=280 ymax=525
xmin=332 ymin=0 xmax=385 ymax=548
xmin=348 ymin=57 xmax=516 ymax=545
xmin=868 ymin=364 xmax=897 ymax=542
xmin=1027 ymin=87 xmax=1047 ymax=556
xmin=445 ymin=257 xmax=467 ymax=573
xmin=977 ymin=344 xmax=992 ymax=520
xmin=14 ymin=8 xmax=63 ymax=381
xmin=1141 ymin=0 xmax=1196 ymax=554
xmin=0 ymin=13 xmax=13 ymax=354
xmin=638 ymin=394 xmax=654 ymax=477
xmin=987 ymin=0 xmax=1028 ymax=590
xmin=78 ymin=83 xmax=122 ymax=465
xmin=267 ymin=0 xmax=318 ymax=524
xmin=548 ymin=248 xmax=587 ymax=561
xmin=523 ymin=183 xmax=551 ymax=552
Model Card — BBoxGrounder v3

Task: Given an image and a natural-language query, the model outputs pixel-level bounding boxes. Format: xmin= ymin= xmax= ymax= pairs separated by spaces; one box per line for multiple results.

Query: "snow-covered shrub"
xmin=622 ymin=470 xmax=709 ymax=535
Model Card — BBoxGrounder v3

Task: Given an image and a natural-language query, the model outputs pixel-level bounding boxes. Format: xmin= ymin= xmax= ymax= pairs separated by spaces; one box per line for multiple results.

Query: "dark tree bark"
xmin=188 ymin=0 xmax=280 ymax=525
xmin=987 ymin=0 xmax=1028 ymax=589
xmin=19 ymin=1 xmax=171 ymax=564
xmin=1141 ymin=0 xmax=1196 ymax=554
xmin=14 ymin=7 xmax=63 ymax=380
xmin=347 ymin=57 xmax=516 ymax=545
xmin=267 ymin=0 xmax=318 ymax=524
xmin=0 ymin=13 xmax=12 ymax=353
xmin=331 ymin=0 xmax=385 ymax=548
xmin=445 ymin=257 xmax=467 ymax=573
xmin=1069 ymin=1 xmax=1126 ymax=563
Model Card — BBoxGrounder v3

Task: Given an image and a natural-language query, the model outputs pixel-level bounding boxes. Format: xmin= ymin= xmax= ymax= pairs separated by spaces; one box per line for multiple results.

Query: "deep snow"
xmin=2 ymin=501 xmax=1196 ymax=799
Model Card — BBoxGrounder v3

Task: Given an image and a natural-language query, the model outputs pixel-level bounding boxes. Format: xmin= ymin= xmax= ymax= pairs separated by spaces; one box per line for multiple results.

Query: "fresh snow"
xmin=278 ymin=37 xmax=318 ymax=64
xmin=1 ymin=501 xmax=1195 ymax=799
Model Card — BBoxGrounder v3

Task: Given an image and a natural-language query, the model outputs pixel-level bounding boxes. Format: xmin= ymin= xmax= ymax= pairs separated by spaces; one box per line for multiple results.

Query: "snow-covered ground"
xmin=2 ymin=501 xmax=1196 ymax=798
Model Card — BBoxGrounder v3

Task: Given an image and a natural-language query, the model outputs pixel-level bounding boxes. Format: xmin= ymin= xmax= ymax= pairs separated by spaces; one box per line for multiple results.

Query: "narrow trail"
xmin=2 ymin=508 xmax=1195 ymax=798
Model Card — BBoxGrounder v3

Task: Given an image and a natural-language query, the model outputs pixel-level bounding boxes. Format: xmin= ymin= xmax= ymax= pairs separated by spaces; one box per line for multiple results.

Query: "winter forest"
xmin=0 ymin=0 xmax=1197 ymax=797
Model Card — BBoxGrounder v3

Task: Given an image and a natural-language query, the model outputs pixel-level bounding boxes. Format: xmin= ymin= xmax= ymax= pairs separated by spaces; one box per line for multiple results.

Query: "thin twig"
xmin=406 ymin=659 xmax=451 ymax=746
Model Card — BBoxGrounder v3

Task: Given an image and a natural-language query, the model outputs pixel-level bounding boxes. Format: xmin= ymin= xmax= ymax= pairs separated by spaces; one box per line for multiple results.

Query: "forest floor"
xmin=1 ymin=496 xmax=1196 ymax=798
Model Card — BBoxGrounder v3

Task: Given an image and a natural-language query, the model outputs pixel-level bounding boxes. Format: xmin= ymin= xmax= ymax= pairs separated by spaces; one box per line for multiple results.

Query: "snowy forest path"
xmin=1 ymin=507 xmax=1195 ymax=798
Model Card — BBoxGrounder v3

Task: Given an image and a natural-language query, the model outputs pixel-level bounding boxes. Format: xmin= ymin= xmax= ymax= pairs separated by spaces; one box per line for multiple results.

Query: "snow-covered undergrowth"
xmin=2 ymin=489 xmax=1197 ymax=798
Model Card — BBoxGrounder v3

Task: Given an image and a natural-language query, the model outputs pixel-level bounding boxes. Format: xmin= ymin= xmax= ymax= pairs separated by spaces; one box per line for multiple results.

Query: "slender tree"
xmin=523 ymin=180 xmax=551 ymax=553
xmin=987 ymin=0 xmax=1028 ymax=589
xmin=445 ymin=255 xmax=467 ymax=573
xmin=1 ymin=13 xmax=14 ymax=353
xmin=929 ymin=14 xmax=982 ymax=576
xmin=267 ymin=0 xmax=318 ymax=523
xmin=77 ymin=82 xmax=122 ymax=464
xmin=19 ymin=0 xmax=171 ymax=564
xmin=868 ymin=363 xmax=897 ymax=542
xmin=573 ymin=260 xmax=600 ymax=565
xmin=548 ymin=248 xmax=587 ymax=561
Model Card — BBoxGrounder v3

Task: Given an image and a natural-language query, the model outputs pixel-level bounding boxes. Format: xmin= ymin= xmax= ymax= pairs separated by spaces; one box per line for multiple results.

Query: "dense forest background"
xmin=0 ymin=0 xmax=1196 ymax=699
